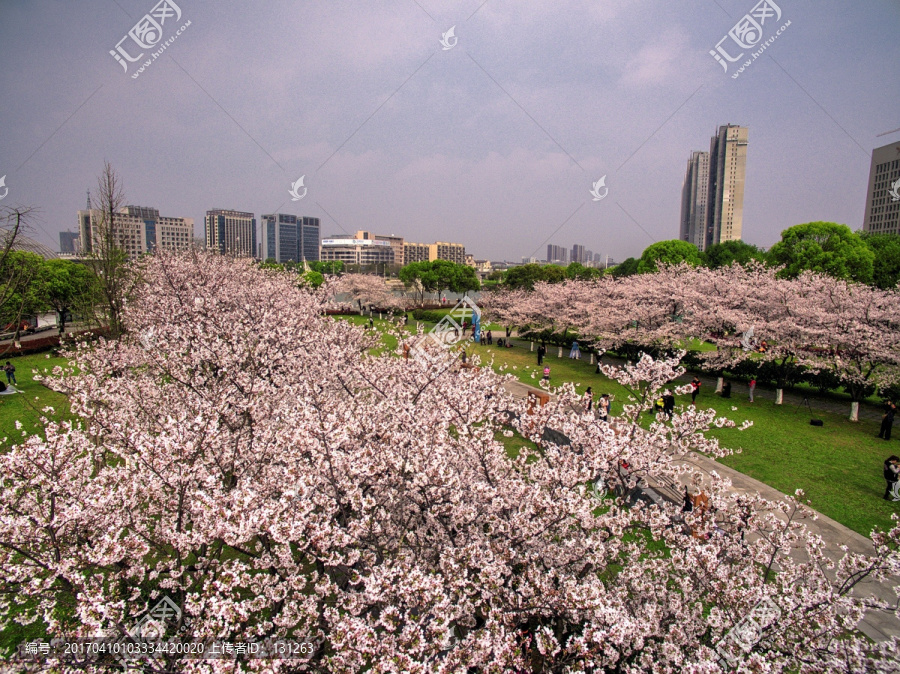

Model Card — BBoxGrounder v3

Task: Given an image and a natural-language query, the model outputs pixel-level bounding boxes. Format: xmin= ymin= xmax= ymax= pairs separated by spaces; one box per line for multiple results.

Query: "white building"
xmin=78 ymin=206 xmax=193 ymax=259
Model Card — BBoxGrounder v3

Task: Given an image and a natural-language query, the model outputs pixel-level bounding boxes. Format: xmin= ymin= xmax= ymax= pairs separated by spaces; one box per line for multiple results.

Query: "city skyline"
xmin=1 ymin=1 xmax=898 ymax=262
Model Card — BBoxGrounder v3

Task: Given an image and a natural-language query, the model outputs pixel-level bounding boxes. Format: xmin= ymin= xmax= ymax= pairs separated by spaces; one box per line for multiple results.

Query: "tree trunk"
xmin=775 ymin=389 xmax=784 ymax=405
xmin=849 ymin=401 xmax=859 ymax=422
xmin=557 ymin=346 xmax=563 ymax=358
xmin=715 ymin=377 xmax=724 ymax=393
xmin=530 ymin=342 xmax=534 ymax=351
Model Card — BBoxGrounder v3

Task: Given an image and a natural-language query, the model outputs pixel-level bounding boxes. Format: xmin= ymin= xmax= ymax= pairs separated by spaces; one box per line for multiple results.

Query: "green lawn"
xmin=0 ymin=353 xmax=73 ymax=443
xmin=352 ymin=315 xmax=898 ymax=538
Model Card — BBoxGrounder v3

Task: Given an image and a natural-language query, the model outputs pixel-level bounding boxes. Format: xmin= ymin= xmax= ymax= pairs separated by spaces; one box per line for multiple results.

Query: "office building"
xmin=77 ymin=206 xmax=193 ymax=259
xmin=356 ymin=230 xmax=402 ymax=265
xmin=706 ymin=124 xmax=748 ymax=250
xmin=205 ymin=209 xmax=256 ymax=257
xmin=403 ymin=242 xmax=429 ymax=265
xmin=679 ymin=151 xmax=710 ymax=249
xmin=429 ymin=241 xmax=466 ymax=265
xmin=59 ymin=231 xmax=79 ymax=254
xmin=321 ymin=236 xmax=394 ymax=266
xmin=301 ymin=217 xmax=321 ymax=262
xmin=862 ymin=142 xmax=900 ymax=235
xmin=260 ymin=214 xmax=320 ymax=263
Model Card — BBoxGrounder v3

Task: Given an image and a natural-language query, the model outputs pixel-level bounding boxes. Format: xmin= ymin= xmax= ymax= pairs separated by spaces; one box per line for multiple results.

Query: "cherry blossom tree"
xmin=0 ymin=251 xmax=898 ymax=672
xmin=332 ymin=272 xmax=406 ymax=314
xmin=790 ymin=273 xmax=900 ymax=420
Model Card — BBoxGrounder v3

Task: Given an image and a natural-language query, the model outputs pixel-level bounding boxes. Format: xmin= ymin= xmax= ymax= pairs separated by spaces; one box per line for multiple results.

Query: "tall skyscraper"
xmin=77 ymin=206 xmax=193 ymax=259
xmin=862 ymin=141 xmax=900 ymax=235
xmin=260 ymin=214 xmax=320 ymax=263
xmin=680 ymin=151 xmax=710 ymax=249
xmin=706 ymin=124 xmax=748 ymax=250
xmin=571 ymin=244 xmax=586 ymax=264
xmin=547 ymin=244 xmax=568 ymax=264
xmin=204 ymin=209 xmax=256 ymax=257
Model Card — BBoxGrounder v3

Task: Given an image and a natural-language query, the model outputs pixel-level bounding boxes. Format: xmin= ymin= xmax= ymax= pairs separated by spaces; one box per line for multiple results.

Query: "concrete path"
xmin=501 ymin=378 xmax=900 ymax=642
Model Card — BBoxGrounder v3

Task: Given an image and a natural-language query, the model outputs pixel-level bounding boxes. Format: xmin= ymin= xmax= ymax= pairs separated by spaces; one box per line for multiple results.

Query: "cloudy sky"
xmin=1 ymin=0 xmax=898 ymax=262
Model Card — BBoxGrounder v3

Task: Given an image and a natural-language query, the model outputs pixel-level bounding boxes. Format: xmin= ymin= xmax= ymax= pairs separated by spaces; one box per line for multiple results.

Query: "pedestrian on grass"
xmin=884 ymin=455 xmax=900 ymax=501
xmin=690 ymin=377 xmax=701 ymax=405
xmin=569 ymin=340 xmax=580 ymax=359
xmin=4 ymin=361 xmax=16 ymax=385
xmin=879 ymin=401 xmax=896 ymax=441
xmin=486 ymin=330 xmax=493 ymax=345
xmin=537 ymin=343 xmax=546 ymax=365
xmin=542 ymin=365 xmax=550 ymax=380
xmin=749 ymin=378 xmax=756 ymax=403
xmin=662 ymin=389 xmax=675 ymax=419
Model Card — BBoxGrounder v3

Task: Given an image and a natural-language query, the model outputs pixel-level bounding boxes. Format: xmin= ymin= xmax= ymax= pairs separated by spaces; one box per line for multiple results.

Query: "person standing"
xmin=584 ymin=386 xmax=593 ymax=413
xmin=537 ymin=343 xmax=546 ymax=365
xmin=879 ymin=401 xmax=896 ymax=441
xmin=884 ymin=456 xmax=900 ymax=500
xmin=542 ymin=365 xmax=550 ymax=383
xmin=690 ymin=377 xmax=702 ymax=405
xmin=749 ymin=378 xmax=756 ymax=403
xmin=486 ymin=330 xmax=492 ymax=345
xmin=569 ymin=340 xmax=580 ymax=359
xmin=597 ymin=394 xmax=610 ymax=422
xmin=662 ymin=389 xmax=675 ymax=419
xmin=4 ymin=361 xmax=16 ymax=385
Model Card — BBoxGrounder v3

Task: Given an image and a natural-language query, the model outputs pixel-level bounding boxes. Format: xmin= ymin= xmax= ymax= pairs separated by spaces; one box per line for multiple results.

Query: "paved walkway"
xmin=501 ymin=378 xmax=900 ymax=642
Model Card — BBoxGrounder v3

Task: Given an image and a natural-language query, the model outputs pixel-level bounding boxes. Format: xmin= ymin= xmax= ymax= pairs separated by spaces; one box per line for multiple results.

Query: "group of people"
xmin=581 ymin=386 xmax=612 ymax=422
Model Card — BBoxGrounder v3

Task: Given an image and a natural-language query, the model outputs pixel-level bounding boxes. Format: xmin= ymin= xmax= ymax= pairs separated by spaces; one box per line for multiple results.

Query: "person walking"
xmin=4 ymin=361 xmax=16 ymax=386
xmin=749 ymin=378 xmax=756 ymax=403
xmin=584 ymin=386 xmax=593 ymax=413
xmin=537 ymin=343 xmax=546 ymax=365
xmin=879 ymin=401 xmax=896 ymax=441
xmin=884 ymin=456 xmax=900 ymax=501
xmin=569 ymin=340 xmax=580 ymax=359
xmin=690 ymin=377 xmax=702 ymax=406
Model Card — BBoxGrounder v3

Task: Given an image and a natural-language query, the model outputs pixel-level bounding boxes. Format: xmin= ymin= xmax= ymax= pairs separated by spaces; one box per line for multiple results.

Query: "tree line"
xmin=498 ymin=222 xmax=900 ymax=290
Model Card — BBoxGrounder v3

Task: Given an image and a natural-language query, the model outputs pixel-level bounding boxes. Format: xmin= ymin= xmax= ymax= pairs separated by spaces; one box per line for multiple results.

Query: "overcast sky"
xmin=1 ymin=0 xmax=898 ymax=262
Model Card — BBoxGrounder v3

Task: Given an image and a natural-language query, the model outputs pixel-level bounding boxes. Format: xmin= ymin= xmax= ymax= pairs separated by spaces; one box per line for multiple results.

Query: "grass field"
xmin=352 ymin=314 xmax=899 ymax=538
xmin=0 ymin=353 xmax=73 ymax=443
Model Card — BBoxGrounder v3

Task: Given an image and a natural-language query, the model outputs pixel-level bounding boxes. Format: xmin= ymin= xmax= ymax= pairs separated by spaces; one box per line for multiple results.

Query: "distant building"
xmin=547 ymin=244 xmax=568 ymax=264
xmin=571 ymin=244 xmax=585 ymax=264
xmin=77 ymin=206 xmax=193 ymax=259
xmin=706 ymin=124 xmax=748 ymax=250
xmin=429 ymin=241 xmax=466 ymax=265
xmin=260 ymin=214 xmax=320 ymax=263
xmin=356 ymin=231 xmax=401 ymax=265
xmin=680 ymin=151 xmax=710 ymax=249
xmin=863 ymin=141 xmax=900 ymax=235
xmin=59 ymin=231 xmax=79 ymax=254
xmin=522 ymin=256 xmax=538 ymax=265
xmin=321 ymin=236 xmax=394 ymax=266
xmin=204 ymin=209 xmax=256 ymax=257
xmin=403 ymin=242 xmax=429 ymax=265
